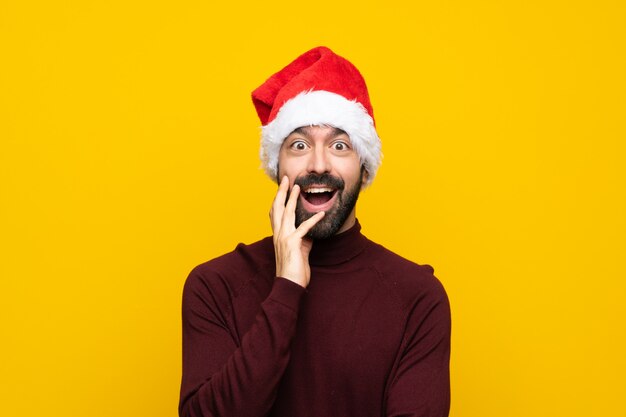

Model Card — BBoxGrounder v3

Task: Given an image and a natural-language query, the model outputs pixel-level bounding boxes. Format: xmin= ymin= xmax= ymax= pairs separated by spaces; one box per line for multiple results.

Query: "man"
xmin=179 ymin=46 xmax=451 ymax=417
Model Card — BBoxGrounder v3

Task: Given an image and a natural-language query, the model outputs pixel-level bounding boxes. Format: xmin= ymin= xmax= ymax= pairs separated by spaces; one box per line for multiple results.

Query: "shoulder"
xmin=183 ymin=236 xmax=275 ymax=301
xmin=363 ymin=239 xmax=448 ymax=308
xmin=363 ymin=238 xmax=451 ymax=341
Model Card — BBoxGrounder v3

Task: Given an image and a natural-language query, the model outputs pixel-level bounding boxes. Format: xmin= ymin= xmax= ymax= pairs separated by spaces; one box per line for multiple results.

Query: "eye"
xmin=331 ymin=141 xmax=349 ymax=151
xmin=290 ymin=140 xmax=308 ymax=151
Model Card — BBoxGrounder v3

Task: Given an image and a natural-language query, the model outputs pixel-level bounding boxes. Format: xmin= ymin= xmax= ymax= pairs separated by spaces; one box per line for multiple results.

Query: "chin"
xmin=305 ymin=213 xmax=346 ymax=240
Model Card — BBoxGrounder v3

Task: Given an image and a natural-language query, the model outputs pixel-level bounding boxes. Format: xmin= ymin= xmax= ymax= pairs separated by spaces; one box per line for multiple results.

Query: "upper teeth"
xmin=305 ymin=187 xmax=333 ymax=193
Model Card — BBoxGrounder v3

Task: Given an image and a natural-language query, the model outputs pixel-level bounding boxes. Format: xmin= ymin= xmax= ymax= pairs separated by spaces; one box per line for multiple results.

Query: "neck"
xmin=335 ymin=208 xmax=356 ymax=235
xmin=308 ymin=218 xmax=367 ymax=266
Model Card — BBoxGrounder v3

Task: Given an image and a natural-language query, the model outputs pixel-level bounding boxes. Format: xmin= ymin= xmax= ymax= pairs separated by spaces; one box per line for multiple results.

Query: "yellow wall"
xmin=1 ymin=1 xmax=624 ymax=416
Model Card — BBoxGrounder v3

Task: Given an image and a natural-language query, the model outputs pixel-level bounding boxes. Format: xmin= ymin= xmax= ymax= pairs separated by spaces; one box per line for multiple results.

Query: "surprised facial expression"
xmin=277 ymin=125 xmax=367 ymax=240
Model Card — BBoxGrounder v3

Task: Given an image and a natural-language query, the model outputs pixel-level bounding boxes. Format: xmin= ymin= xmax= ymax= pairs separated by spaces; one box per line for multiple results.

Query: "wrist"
xmin=276 ymin=271 xmax=307 ymax=288
xmin=270 ymin=277 xmax=307 ymax=310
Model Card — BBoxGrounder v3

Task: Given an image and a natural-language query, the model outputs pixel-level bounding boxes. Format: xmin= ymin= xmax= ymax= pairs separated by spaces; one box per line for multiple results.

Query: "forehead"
xmin=289 ymin=125 xmax=348 ymax=139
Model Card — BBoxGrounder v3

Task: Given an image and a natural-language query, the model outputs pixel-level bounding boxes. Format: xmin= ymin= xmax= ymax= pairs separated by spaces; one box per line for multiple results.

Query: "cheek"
xmin=278 ymin=155 xmax=305 ymax=179
xmin=276 ymin=165 xmax=294 ymax=189
xmin=337 ymin=157 xmax=363 ymax=184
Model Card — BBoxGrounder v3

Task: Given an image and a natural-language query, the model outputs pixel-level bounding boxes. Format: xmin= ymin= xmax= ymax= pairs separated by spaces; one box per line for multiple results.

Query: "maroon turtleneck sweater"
xmin=179 ymin=221 xmax=450 ymax=417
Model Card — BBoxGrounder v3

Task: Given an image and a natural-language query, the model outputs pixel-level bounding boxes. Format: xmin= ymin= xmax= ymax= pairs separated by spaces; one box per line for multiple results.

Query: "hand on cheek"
xmin=269 ymin=176 xmax=325 ymax=288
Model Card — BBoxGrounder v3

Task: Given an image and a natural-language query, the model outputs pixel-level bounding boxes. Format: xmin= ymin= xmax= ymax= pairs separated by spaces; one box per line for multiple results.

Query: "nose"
xmin=307 ymin=145 xmax=331 ymax=174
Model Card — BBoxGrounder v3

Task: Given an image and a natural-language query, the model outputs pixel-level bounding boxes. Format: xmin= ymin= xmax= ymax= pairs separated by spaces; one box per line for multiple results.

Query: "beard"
xmin=293 ymin=172 xmax=362 ymax=240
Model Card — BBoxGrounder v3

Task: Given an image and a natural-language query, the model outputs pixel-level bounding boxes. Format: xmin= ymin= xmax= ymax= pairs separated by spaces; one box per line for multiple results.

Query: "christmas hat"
xmin=251 ymin=46 xmax=381 ymax=186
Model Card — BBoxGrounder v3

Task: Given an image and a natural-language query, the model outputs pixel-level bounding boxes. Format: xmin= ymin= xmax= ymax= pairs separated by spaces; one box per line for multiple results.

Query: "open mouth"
xmin=300 ymin=186 xmax=339 ymax=211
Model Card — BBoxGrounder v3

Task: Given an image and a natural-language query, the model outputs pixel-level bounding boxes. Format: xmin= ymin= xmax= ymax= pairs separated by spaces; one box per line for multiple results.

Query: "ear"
xmin=360 ymin=166 xmax=369 ymax=186
xmin=275 ymin=163 xmax=281 ymax=184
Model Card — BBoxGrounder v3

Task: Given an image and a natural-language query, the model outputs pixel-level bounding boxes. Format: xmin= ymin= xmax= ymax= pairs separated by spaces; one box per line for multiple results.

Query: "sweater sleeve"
xmin=385 ymin=278 xmax=452 ymax=417
xmin=179 ymin=270 xmax=305 ymax=417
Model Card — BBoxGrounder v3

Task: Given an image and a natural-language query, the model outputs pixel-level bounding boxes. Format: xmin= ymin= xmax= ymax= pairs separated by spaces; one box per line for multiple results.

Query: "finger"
xmin=282 ymin=183 xmax=300 ymax=230
xmin=271 ymin=176 xmax=289 ymax=232
xmin=294 ymin=211 xmax=325 ymax=238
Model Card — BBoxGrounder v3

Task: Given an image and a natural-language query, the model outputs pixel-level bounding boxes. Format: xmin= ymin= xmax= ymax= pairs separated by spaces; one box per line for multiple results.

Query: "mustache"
xmin=294 ymin=173 xmax=345 ymax=191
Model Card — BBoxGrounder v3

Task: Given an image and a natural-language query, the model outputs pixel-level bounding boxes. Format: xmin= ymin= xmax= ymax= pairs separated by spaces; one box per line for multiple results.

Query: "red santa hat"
xmin=251 ymin=46 xmax=382 ymax=186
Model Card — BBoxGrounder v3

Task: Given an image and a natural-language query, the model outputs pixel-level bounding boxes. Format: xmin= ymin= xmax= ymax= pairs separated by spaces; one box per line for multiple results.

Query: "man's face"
xmin=277 ymin=125 xmax=367 ymax=239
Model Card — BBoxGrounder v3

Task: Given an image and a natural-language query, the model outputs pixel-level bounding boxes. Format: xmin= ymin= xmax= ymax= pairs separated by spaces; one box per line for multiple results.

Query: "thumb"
xmin=301 ymin=237 xmax=314 ymax=256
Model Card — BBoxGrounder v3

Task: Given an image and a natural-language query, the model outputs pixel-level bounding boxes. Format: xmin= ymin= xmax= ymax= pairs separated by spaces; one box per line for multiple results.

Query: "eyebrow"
xmin=291 ymin=126 xmax=348 ymax=138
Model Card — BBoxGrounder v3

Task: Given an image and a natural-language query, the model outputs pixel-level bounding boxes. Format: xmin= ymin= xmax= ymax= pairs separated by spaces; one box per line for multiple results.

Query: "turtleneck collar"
xmin=308 ymin=219 xmax=368 ymax=266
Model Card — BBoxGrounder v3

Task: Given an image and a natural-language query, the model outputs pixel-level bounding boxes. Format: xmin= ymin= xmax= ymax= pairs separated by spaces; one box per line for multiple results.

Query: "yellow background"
xmin=1 ymin=1 xmax=625 ymax=416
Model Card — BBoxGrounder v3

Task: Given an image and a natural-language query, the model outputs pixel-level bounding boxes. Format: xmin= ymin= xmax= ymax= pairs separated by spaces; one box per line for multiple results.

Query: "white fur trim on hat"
xmin=260 ymin=90 xmax=382 ymax=186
